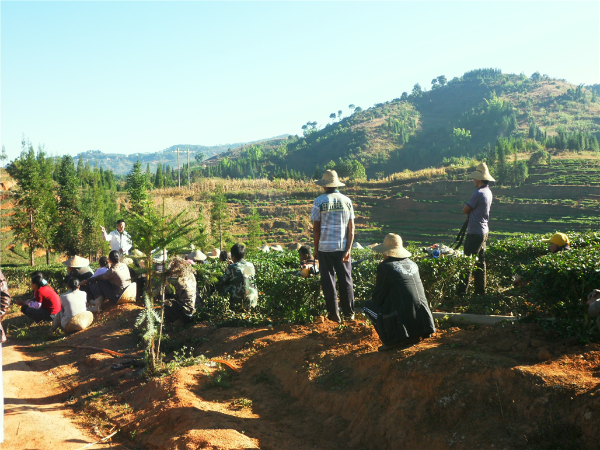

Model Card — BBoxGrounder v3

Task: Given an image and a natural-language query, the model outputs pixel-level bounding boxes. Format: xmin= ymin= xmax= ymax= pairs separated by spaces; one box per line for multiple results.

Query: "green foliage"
xmin=210 ymin=186 xmax=231 ymax=249
xmin=126 ymin=160 xmax=152 ymax=214
xmin=1 ymin=264 xmax=67 ymax=294
xmin=55 ymin=155 xmax=81 ymax=256
xmin=246 ymin=208 xmax=263 ymax=249
xmin=6 ymin=140 xmax=57 ymax=265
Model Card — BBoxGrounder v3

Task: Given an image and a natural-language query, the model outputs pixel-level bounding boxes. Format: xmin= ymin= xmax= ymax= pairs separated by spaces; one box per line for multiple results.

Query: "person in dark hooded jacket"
xmin=362 ymin=233 xmax=436 ymax=351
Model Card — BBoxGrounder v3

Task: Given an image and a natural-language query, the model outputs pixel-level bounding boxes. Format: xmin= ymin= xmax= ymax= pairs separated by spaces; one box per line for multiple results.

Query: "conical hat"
xmin=62 ymin=255 xmax=90 ymax=268
xmin=315 ymin=169 xmax=345 ymax=187
xmin=188 ymin=250 xmax=207 ymax=261
xmin=271 ymin=245 xmax=283 ymax=252
xmin=469 ymin=163 xmax=495 ymax=181
xmin=260 ymin=245 xmax=270 ymax=253
xmin=371 ymin=233 xmax=412 ymax=258
xmin=207 ymin=248 xmax=221 ymax=259
xmin=352 ymin=242 xmax=363 ymax=249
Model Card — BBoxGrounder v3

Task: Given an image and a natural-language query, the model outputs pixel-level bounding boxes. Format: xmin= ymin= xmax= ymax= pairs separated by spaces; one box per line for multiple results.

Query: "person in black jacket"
xmin=363 ymin=233 xmax=436 ymax=352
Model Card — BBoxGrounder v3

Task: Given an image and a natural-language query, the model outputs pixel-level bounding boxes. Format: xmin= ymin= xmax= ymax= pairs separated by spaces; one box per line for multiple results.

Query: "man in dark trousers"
xmin=311 ymin=169 xmax=355 ymax=323
xmin=458 ymin=162 xmax=495 ymax=295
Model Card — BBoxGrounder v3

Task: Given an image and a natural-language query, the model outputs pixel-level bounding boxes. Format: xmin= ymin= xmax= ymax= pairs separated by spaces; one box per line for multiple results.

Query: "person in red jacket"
xmin=15 ymin=273 xmax=61 ymax=322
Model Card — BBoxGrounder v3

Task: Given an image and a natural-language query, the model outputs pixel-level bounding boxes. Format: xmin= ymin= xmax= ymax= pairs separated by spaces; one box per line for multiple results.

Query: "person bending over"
xmin=15 ymin=273 xmax=61 ymax=322
xmin=49 ymin=278 xmax=89 ymax=334
xmin=81 ymin=250 xmax=132 ymax=312
xmin=296 ymin=245 xmax=318 ymax=278
xmin=542 ymin=232 xmax=571 ymax=253
xmin=219 ymin=243 xmax=258 ymax=310
xmin=363 ymin=233 xmax=436 ymax=352
xmin=163 ymin=257 xmax=197 ymax=324
xmin=513 ymin=233 xmax=572 ymax=288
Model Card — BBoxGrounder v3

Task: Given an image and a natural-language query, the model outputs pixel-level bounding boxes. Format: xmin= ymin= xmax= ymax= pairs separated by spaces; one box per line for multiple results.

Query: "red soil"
xmin=6 ymin=304 xmax=600 ymax=449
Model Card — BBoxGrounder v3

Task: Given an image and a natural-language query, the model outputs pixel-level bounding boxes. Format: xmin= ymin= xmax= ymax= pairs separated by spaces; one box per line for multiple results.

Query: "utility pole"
xmin=187 ymin=148 xmax=191 ymax=190
xmin=177 ymin=147 xmax=181 ymax=188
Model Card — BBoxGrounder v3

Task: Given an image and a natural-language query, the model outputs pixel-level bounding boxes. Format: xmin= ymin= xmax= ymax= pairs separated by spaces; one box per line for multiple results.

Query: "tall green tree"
xmin=55 ymin=155 xmax=82 ymax=257
xmin=126 ymin=160 xmax=152 ymax=214
xmin=210 ymin=185 xmax=230 ymax=250
xmin=37 ymin=148 xmax=58 ymax=263
xmin=7 ymin=140 xmax=56 ymax=265
xmin=246 ymin=207 xmax=263 ymax=250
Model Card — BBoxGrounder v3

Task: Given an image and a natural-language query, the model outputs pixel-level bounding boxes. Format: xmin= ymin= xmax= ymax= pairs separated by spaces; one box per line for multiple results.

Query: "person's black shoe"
xmin=327 ymin=314 xmax=341 ymax=323
xmin=378 ymin=337 xmax=420 ymax=352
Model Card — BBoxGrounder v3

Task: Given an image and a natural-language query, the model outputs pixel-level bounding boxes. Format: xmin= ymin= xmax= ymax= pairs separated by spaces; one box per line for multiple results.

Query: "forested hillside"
xmin=75 ymin=135 xmax=290 ymax=175
xmin=201 ymin=68 xmax=600 ymax=180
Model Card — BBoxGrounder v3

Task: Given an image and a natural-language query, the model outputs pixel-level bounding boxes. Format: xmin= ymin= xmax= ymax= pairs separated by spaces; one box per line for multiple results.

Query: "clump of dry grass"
xmin=156 ymin=178 xmax=315 ymax=197
xmin=374 ymin=167 xmax=448 ymax=184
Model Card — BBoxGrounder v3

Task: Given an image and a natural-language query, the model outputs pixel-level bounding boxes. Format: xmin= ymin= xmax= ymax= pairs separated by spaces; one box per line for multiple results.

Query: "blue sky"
xmin=2 ymin=1 xmax=599 ymax=162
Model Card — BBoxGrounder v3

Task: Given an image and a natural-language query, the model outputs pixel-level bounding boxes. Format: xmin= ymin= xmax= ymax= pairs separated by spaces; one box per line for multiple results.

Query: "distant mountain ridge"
xmin=75 ymin=135 xmax=290 ymax=174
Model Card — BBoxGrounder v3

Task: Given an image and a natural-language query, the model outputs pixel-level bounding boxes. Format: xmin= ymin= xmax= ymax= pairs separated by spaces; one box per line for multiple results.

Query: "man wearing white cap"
xmin=458 ymin=163 xmax=495 ymax=295
xmin=100 ymin=219 xmax=132 ymax=256
xmin=311 ymin=169 xmax=355 ymax=322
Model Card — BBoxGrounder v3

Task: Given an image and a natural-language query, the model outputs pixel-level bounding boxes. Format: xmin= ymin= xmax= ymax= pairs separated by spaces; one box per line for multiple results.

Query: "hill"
xmin=201 ymin=68 xmax=600 ymax=179
xmin=75 ymin=134 xmax=290 ymax=175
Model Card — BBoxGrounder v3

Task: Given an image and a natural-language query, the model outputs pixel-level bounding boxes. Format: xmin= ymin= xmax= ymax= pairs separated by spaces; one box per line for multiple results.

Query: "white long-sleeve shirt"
xmin=102 ymin=230 xmax=132 ymax=254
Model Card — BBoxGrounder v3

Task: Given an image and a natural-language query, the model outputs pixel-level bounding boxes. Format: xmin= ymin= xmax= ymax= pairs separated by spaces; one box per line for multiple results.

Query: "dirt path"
xmin=2 ymin=343 xmax=110 ymax=450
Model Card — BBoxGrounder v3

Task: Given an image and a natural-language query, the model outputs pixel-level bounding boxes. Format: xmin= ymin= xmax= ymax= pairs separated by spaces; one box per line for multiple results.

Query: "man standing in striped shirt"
xmin=311 ymin=170 xmax=355 ymax=323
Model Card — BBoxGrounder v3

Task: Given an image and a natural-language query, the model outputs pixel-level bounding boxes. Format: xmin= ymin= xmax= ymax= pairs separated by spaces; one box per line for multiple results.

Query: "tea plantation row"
xmin=3 ymin=231 xmax=599 ymax=338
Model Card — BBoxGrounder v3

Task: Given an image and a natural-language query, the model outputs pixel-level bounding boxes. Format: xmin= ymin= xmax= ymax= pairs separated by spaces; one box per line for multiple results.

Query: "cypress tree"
xmin=55 ymin=155 xmax=82 ymax=257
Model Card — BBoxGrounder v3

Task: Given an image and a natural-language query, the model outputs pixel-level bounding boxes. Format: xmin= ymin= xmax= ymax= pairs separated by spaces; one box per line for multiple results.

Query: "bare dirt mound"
xmin=7 ymin=305 xmax=600 ymax=450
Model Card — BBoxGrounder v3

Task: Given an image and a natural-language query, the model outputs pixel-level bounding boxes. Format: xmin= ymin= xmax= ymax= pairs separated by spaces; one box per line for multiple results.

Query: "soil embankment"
xmin=4 ymin=303 xmax=599 ymax=449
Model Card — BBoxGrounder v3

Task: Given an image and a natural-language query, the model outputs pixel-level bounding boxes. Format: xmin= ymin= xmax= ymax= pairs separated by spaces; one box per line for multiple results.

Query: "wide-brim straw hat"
xmin=188 ymin=250 xmax=207 ymax=261
xmin=541 ymin=232 xmax=569 ymax=247
xmin=469 ymin=163 xmax=495 ymax=182
xmin=62 ymin=255 xmax=90 ymax=268
xmin=371 ymin=233 xmax=412 ymax=258
xmin=315 ymin=169 xmax=345 ymax=187
xmin=207 ymin=248 xmax=221 ymax=259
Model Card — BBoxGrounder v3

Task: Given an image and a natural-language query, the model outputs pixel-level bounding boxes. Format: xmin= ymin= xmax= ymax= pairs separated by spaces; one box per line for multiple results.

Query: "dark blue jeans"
xmin=317 ymin=251 xmax=355 ymax=320
xmin=21 ymin=305 xmax=55 ymax=323
xmin=458 ymin=233 xmax=488 ymax=295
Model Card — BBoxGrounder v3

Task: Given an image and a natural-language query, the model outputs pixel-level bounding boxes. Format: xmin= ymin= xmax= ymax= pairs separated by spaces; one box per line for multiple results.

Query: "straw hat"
xmin=62 ymin=255 xmax=90 ymax=268
xmin=315 ymin=169 xmax=345 ymax=188
xmin=352 ymin=242 xmax=364 ymax=249
xmin=371 ymin=233 xmax=412 ymax=258
xmin=187 ymin=250 xmax=207 ymax=261
xmin=541 ymin=232 xmax=569 ymax=247
xmin=469 ymin=163 xmax=495 ymax=182
xmin=260 ymin=245 xmax=270 ymax=253
xmin=208 ymin=248 xmax=221 ymax=259
xmin=271 ymin=245 xmax=283 ymax=252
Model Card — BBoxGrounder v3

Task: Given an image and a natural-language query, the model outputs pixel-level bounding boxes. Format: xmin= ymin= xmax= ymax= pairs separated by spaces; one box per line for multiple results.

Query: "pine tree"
xmin=126 ymin=160 xmax=151 ymax=215
xmin=37 ymin=148 xmax=58 ymax=264
xmin=210 ymin=185 xmax=230 ymax=250
xmin=7 ymin=141 xmax=57 ymax=265
xmin=54 ymin=155 xmax=82 ymax=256
xmin=246 ymin=207 xmax=263 ymax=249
xmin=188 ymin=204 xmax=210 ymax=251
